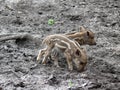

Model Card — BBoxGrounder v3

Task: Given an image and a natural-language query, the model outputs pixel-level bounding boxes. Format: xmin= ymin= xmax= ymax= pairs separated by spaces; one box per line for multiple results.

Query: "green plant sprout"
xmin=48 ymin=19 xmax=55 ymax=25
xmin=68 ymin=81 xmax=74 ymax=87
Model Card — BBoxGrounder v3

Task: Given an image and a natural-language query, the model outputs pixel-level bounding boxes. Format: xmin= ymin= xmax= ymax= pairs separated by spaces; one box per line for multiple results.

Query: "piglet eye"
xmin=80 ymin=62 xmax=84 ymax=65
xmin=87 ymin=31 xmax=90 ymax=36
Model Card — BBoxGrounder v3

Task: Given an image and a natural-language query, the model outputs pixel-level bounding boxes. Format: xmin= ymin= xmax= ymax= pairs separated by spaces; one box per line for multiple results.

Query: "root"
xmin=0 ymin=33 xmax=42 ymax=45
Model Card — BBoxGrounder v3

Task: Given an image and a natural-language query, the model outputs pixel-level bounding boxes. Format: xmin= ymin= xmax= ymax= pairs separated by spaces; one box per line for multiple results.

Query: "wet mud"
xmin=0 ymin=0 xmax=120 ymax=90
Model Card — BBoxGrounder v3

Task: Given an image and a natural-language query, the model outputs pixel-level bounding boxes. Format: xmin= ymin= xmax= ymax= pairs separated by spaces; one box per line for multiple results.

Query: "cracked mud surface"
xmin=0 ymin=0 xmax=120 ymax=90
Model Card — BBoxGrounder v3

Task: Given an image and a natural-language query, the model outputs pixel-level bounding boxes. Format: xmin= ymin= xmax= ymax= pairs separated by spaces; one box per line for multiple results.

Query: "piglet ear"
xmin=75 ymin=49 xmax=81 ymax=57
xmin=80 ymin=26 xmax=86 ymax=31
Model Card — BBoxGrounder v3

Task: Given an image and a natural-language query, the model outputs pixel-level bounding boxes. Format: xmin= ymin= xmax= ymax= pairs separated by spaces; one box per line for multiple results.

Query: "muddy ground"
xmin=0 ymin=0 xmax=120 ymax=90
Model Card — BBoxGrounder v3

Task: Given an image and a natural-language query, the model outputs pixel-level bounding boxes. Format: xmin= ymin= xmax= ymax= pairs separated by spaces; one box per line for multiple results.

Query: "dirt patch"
xmin=0 ymin=0 xmax=120 ymax=90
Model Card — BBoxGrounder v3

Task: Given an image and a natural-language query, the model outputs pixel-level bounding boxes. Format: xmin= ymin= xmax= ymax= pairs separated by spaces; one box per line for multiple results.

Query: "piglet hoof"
xmin=36 ymin=56 xmax=41 ymax=62
xmin=56 ymin=65 xmax=60 ymax=68
xmin=42 ymin=60 xmax=47 ymax=65
xmin=42 ymin=62 xmax=46 ymax=65
xmin=36 ymin=58 xmax=42 ymax=64
xmin=68 ymin=67 xmax=73 ymax=71
xmin=54 ymin=64 xmax=60 ymax=68
xmin=36 ymin=57 xmax=39 ymax=61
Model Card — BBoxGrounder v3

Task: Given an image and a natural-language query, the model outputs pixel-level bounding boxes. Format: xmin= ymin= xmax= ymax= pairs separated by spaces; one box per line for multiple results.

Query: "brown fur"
xmin=37 ymin=26 xmax=96 ymax=71
xmin=65 ymin=26 xmax=96 ymax=45
xmin=37 ymin=34 xmax=87 ymax=71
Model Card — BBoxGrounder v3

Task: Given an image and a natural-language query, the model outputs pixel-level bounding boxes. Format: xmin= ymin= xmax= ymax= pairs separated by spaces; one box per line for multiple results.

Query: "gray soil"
xmin=0 ymin=0 xmax=120 ymax=90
